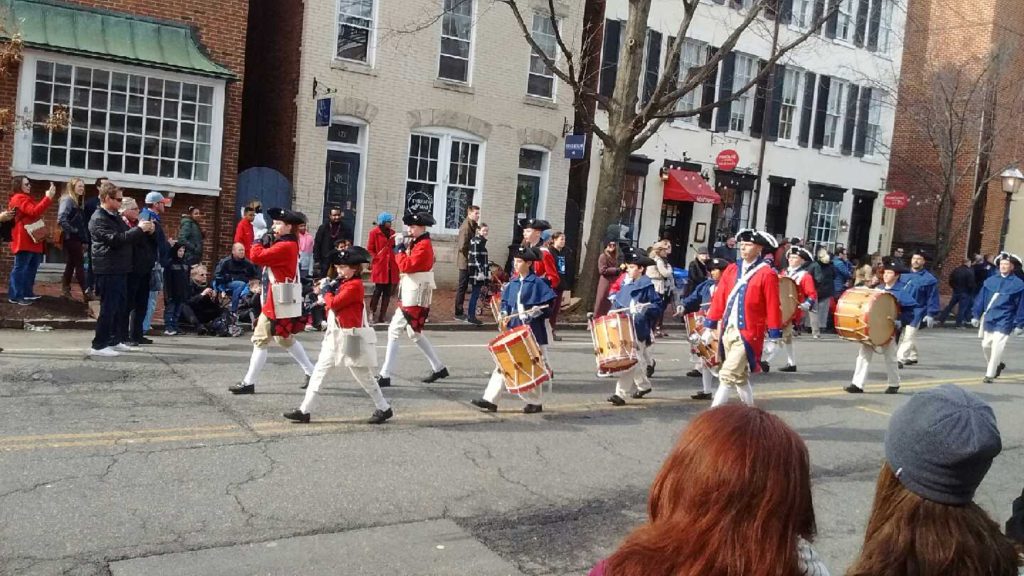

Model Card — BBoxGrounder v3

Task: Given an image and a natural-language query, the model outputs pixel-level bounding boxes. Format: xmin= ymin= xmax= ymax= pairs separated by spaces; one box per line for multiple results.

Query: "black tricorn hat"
xmin=329 ymin=246 xmax=371 ymax=266
xmin=403 ymin=211 xmax=436 ymax=226
xmin=519 ymin=218 xmax=551 ymax=231
xmin=511 ymin=245 xmax=542 ymax=262
xmin=266 ymin=207 xmax=305 ymax=225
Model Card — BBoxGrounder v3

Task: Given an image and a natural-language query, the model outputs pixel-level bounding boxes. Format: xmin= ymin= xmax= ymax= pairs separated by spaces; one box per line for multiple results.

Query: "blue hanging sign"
xmin=315 ymin=98 xmax=332 ymax=127
xmin=564 ymin=134 xmax=586 ymax=159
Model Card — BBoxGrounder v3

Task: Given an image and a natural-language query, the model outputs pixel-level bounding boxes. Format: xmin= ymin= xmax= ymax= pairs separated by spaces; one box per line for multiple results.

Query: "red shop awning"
xmin=663 ymin=168 xmax=721 ymax=204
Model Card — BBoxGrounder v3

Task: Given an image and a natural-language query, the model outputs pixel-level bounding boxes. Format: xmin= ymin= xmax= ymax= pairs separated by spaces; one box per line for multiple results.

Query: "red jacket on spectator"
xmin=250 ymin=236 xmax=299 ymax=320
xmin=396 ymin=234 xmax=433 ymax=273
xmin=7 ymin=192 xmax=52 ymax=254
xmin=324 ymin=276 xmax=364 ymax=328
xmin=234 ymin=219 xmax=254 ymax=258
xmin=367 ymin=225 xmax=399 ymax=284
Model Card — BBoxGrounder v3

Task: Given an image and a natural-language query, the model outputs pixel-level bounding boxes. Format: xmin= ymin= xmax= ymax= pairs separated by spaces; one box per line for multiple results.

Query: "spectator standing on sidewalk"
xmin=548 ymin=231 xmax=571 ymax=341
xmin=57 ymin=178 xmax=90 ymax=302
xmin=234 ymin=204 xmax=256 ymax=258
xmin=213 ymin=242 xmax=259 ymax=313
xmin=162 ymin=242 xmax=190 ymax=336
xmin=117 ymin=197 xmax=155 ymax=347
xmin=140 ymin=192 xmax=170 ymax=334
xmin=88 ymin=184 xmax=155 ymax=356
xmin=808 ymin=247 xmax=836 ymax=338
xmin=6 ymin=176 xmax=56 ymax=305
xmin=454 ymin=204 xmax=481 ymax=320
xmin=82 ymin=177 xmax=108 ymax=298
xmin=465 ymin=223 xmax=490 ymax=326
xmin=685 ymin=246 xmax=710 ymax=297
xmin=177 ymin=205 xmax=204 ymax=266
xmin=313 ymin=206 xmax=346 ymax=276
xmin=297 ymin=220 xmax=314 ymax=277
xmin=367 ymin=212 xmax=399 ymax=324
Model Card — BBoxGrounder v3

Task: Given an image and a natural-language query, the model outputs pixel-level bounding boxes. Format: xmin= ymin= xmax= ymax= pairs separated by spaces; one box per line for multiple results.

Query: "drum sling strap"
xmin=978 ymin=292 xmax=1000 ymax=338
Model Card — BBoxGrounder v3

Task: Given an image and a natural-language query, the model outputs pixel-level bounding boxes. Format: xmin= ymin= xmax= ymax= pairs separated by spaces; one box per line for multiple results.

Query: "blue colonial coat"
xmin=610 ymin=275 xmax=663 ymax=344
xmin=501 ymin=272 xmax=557 ymax=345
xmin=682 ymin=278 xmax=716 ymax=314
xmin=882 ymin=281 xmax=920 ymax=328
xmin=972 ymin=273 xmax=1024 ymax=335
xmin=899 ymin=269 xmax=940 ymax=327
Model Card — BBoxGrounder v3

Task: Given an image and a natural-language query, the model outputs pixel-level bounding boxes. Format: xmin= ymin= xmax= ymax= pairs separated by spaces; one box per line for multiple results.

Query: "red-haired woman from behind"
xmin=589 ymin=404 xmax=830 ymax=576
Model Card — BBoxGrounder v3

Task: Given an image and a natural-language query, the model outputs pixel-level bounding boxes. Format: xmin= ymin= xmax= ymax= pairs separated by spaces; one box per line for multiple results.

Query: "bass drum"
xmin=834 ymin=288 xmax=899 ymax=347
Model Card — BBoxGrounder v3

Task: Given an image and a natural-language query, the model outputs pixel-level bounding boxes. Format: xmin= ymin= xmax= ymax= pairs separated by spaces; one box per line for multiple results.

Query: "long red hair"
xmin=605 ymin=405 xmax=816 ymax=576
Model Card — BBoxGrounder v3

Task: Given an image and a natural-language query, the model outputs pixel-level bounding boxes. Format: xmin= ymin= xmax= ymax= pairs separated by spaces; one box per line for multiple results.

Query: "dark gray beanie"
xmin=884 ymin=384 xmax=1001 ymax=505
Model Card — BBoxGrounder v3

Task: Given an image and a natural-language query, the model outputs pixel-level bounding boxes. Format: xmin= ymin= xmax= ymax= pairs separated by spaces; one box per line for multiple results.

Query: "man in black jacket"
xmin=939 ymin=259 xmax=976 ymax=328
xmin=313 ymin=206 xmax=346 ymax=276
xmin=88 ymin=184 xmax=154 ymax=357
xmin=117 ymin=197 xmax=157 ymax=348
xmin=685 ymin=246 xmax=709 ymax=297
xmin=214 ymin=242 xmax=259 ymax=312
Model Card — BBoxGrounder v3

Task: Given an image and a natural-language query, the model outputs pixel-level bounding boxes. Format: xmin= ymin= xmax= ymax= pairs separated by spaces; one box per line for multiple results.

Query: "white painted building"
xmin=584 ymin=0 xmax=905 ymax=269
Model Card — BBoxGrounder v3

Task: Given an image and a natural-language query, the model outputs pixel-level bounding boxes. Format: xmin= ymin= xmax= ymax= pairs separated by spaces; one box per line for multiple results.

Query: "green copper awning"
xmin=2 ymin=0 xmax=236 ymax=79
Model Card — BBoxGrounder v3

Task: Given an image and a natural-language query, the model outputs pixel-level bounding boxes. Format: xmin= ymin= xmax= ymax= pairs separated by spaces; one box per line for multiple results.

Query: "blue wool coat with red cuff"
xmin=610 ymin=275 xmax=663 ymax=345
xmin=251 ymin=235 xmax=300 ymax=320
xmin=782 ymin=265 xmax=817 ymax=325
xmin=682 ymin=278 xmax=716 ymax=313
xmin=704 ymin=258 xmax=783 ymax=372
xmin=500 ymin=272 xmax=557 ymax=345
xmin=899 ymin=269 xmax=940 ymax=327
xmin=972 ymin=273 xmax=1024 ymax=335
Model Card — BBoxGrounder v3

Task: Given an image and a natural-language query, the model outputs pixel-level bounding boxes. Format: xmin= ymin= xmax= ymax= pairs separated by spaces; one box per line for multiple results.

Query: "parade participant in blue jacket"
xmin=471 ymin=246 xmax=556 ymax=414
xmin=896 ymin=250 xmax=940 ymax=366
xmin=606 ymin=252 xmax=664 ymax=407
xmin=971 ymin=252 xmax=1024 ymax=383
xmin=845 ymin=259 xmax=919 ymax=394
xmin=681 ymin=257 xmax=729 ymax=400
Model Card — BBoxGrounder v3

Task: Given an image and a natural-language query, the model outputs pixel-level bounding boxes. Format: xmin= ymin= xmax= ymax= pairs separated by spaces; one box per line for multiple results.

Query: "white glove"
xmin=799 ymin=301 xmax=811 ymax=311
xmin=700 ymin=329 xmax=714 ymax=346
xmin=894 ymin=320 xmax=902 ymax=331
xmin=971 ymin=318 xmax=980 ymax=328
xmin=688 ymin=332 xmax=701 ymax=344
xmin=763 ymin=339 xmax=778 ymax=360
xmin=528 ymin=307 xmax=544 ymax=319
xmin=629 ymin=301 xmax=640 ymax=316
xmin=924 ymin=316 xmax=935 ymax=328
xmin=1015 ymin=327 xmax=1024 ymax=337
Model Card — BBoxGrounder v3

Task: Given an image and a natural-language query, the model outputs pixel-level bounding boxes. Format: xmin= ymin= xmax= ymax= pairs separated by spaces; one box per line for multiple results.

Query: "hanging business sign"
xmin=315 ymin=98 xmax=332 ymax=127
xmin=564 ymin=134 xmax=586 ymax=159
xmin=884 ymin=190 xmax=909 ymax=209
xmin=716 ymin=149 xmax=739 ymax=171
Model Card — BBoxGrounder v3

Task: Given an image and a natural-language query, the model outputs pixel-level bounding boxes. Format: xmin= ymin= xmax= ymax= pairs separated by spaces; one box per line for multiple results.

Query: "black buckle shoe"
xmin=283 ymin=409 xmax=310 ymax=423
xmin=690 ymin=391 xmax=713 ymax=400
xmin=368 ymin=408 xmax=393 ymax=424
xmin=301 ymin=374 xmax=311 ymax=389
xmin=523 ymin=404 xmax=543 ymax=414
xmin=780 ymin=365 xmax=797 ymax=373
xmin=997 ymin=362 xmax=1006 ymax=378
xmin=632 ymin=388 xmax=652 ymax=399
xmin=884 ymin=386 xmax=899 ymax=394
xmin=423 ymin=367 xmax=449 ymax=383
xmin=376 ymin=375 xmax=391 ymax=387
xmin=470 ymin=398 xmax=498 ymax=412
xmin=686 ymin=369 xmax=701 ymax=378
xmin=843 ymin=384 xmax=863 ymax=394
xmin=229 ymin=383 xmax=255 ymax=395
xmin=646 ymin=361 xmax=656 ymax=378
xmin=607 ymin=395 xmax=626 ymax=406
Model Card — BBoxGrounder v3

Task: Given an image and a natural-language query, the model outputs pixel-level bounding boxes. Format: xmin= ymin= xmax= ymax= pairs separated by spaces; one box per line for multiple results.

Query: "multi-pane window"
xmin=836 ymin=0 xmax=854 ymax=41
xmin=864 ymin=91 xmax=883 ymax=156
xmin=823 ymin=81 xmax=847 ymax=149
xmin=336 ymin=0 xmax=374 ymax=62
xmin=792 ymin=0 xmax=813 ymax=27
xmin=730 ymin=54 xmax=756 ymax=133
xmin=527 ymin=14 xmax=558 ymax=99
xmin=877 ymin=0 xmax=894 ymax=52
xmin=807 ymin=198 xmax=841 ymax=252
xmin=777 ymin=68 xmax=801 ymax=141
xmin=404 ymin=132 xmax=483 ymax=231
xmin=515 ymin=148 xmax=548 ymax=239
xmin=439 ymin=0 xmax=474 ymax=83
xmin=676 ymin=39 xmax=707 ymax=123
xmin=31 ymin=59 xmax=214 ymax=182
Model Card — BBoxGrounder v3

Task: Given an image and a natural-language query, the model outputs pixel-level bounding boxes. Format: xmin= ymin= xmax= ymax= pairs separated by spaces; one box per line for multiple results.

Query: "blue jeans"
xmin=8 ymin=251 xmax=42 ymax=300
xmin=91 ymin=274 xmax=127 ymax=350
xmin=164 ymin=301 xmax=183 ymax=332
xmin=143 ymin=290 xmax=158 ymax=332
xmin=940 ymin=291 xmax=973 ymax=326
xmin=216 ymin=280 xmax=249 ymax=312
xmin=466 ymin=283 xmax=483 ymax=320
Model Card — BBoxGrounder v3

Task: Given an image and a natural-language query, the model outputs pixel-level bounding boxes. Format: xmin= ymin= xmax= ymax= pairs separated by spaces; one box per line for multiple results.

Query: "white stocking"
xmin=286 ymin=342 xmax=315 ymax=375
xmin=379 ymin=338 xmax=401 ymax=377
xmin=243 ymin=346 xmax=268 ymax=385
xmin=711 ymin=383 xmax=731 ymax=407
xmin=415 ymin=337 xmax=444 ymax=372
xmin=736 ymin=383 xmax=755 ymax=406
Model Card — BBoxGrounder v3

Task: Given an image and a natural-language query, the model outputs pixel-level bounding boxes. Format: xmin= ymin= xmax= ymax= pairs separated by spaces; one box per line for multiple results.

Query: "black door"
xmin=512 ymin=172 xmax=541 ymax=244
xmin=324 ymin=150 xmax=360 ymax=239
xmin=849 ymin=192 xmax=875 ymax=260
xmin=659 ymin=200 xmax=693 ymax=268
xmin=765 ymin=181 xmax=792 ymax=237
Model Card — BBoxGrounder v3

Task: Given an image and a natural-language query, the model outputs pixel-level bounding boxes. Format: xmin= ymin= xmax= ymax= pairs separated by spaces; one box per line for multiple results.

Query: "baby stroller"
xmin=475 ymin=260 xmax=508 ymax=322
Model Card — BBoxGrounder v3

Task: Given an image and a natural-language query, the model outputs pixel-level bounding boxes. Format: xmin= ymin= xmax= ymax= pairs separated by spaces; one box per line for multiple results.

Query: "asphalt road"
xmin=1 ymin=325 xmax=1023 ymax=576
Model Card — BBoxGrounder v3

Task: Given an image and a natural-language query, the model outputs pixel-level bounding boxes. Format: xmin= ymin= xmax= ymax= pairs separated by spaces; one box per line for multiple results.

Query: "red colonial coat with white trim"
xmin=781 ymin=266 xmax=817 ymax=326
xmin=529 ymin=244 xmax=560 ymax=289
xmin=396 ymin=233 xmax=433 ymax=273
xmin=250 ymin=236 xmax=300 ymax=320
xmin=705 ymin=258 xmax=783 ymax=371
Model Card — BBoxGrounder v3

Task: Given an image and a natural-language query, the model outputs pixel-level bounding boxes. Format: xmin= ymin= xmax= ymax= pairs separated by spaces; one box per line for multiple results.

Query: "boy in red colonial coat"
xmin=701 ymin=228 xmax=782 ymax=407
xmin=229 ymin=208 xmax=316 ymax=395
xmin=375 ymin=212 xmax=449 ymax=387
xmin=776 ymin=246 xmax=817 ymax=372
xmin=519 ymin=218 xmax=560 ymax=291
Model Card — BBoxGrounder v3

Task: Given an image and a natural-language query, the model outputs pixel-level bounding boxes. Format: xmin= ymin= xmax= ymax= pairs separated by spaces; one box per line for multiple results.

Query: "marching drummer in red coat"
xmin=776 ymin=246 xmax=817 ymax=372
xmin=230 ymin=208 xmax=316 ymax=395
xmin=375 ymin=212 xmax=449 ymax=387
xmin=701 ymin=228 xmax=782 ymax=407
xmin=520 ymin=218 xmax=560 ymax=291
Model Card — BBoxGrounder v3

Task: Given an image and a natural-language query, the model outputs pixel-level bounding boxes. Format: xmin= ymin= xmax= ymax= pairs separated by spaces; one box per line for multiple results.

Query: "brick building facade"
xmin=887 ymin=0 xmax=1024 ymax=279
xmin=0 ymin=0 xmax=247 ymax=288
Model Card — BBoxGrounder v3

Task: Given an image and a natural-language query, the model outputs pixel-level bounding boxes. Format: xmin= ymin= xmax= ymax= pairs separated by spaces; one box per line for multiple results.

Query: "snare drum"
xmin=834 ymin=288 xmax=899 ymax=347
xmin=684 ymin=312 xmax=719 ymax=368
xmin=591 ymin=312 xmax=639 ymax=373
xmin=488 ymin=325 xmax=551 ymax=395
xmin=779 ymin=276 xmax=799 ymax=326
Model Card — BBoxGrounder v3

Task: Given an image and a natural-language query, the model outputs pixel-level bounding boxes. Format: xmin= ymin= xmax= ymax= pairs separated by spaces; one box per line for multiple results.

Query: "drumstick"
xmin=497 ymin=304 xmax=550 ymax=329
xmin=608 ymin=302 xmax=654 ymax=315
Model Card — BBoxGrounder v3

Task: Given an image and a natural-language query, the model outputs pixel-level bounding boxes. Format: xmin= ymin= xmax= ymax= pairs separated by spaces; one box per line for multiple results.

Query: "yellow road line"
xmin=0 ymin=375 xmax=1016 ymax=453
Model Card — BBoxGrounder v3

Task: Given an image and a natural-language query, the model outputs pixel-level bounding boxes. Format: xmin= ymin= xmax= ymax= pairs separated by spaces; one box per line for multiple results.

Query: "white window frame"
xmin=790 ymin=0 xmax=813 ymax=28
xmin=864 ymin=90 xmax=883 ymax=157
xmin=777 ymin=68 xmax=802 ymax=142
xmin=876 ymin=0 xmax=894 ymax=54
xmin=334 ymin=0 xmax=377 ymax=66
xmin=835 ymin=0 xmax=854 ymax=42
xmin=14 ymin=50 xmax=225 ymax=196
xmin=807 ymin=197 xmax=842 ymax=252
xmin=437 ymin=0 xmax=476 ymax=84
xmin=675 ymin=38 xmax=708 ymax=125
xmin=324 ymin=115 xmax=369 ymax=243
xmin=730 ymin=53 xmax=756 ymax=133
xmin=823 ymin=80 xmax=847 ymax=150
xmin=404 ymin=128 xmax=486 ymax=234
xmin=516 ymin=145 xmax=550 ymax=221
xmin=526 ymin=13 xmax=558 ymax=100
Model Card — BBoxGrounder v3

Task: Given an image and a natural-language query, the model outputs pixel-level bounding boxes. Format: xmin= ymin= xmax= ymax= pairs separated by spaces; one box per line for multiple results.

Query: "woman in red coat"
xmin=366 ymin=211 xmax=399 ymax=323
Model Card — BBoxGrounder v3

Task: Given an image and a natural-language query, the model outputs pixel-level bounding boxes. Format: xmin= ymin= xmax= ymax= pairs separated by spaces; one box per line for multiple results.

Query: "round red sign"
xmin=716 ymin=149 xmax=739 ymax=171
xmin=884 ymin=191 xmax=909 ymax=210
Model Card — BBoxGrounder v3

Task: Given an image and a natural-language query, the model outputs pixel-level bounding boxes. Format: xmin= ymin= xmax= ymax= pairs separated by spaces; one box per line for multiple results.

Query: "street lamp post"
xmin=999 ymin=167 xmax=1023 ymax=251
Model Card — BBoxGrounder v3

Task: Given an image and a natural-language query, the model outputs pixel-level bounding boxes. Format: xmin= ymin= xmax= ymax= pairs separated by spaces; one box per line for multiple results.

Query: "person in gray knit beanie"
xmin=847 ymin=384 xmax=1021 ymax=576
